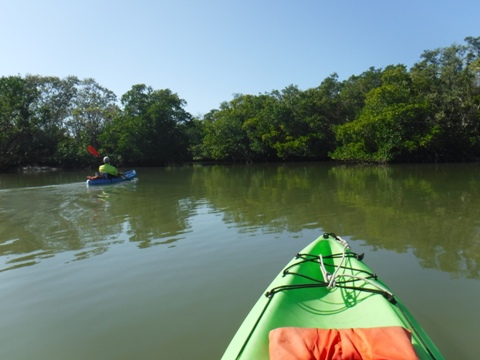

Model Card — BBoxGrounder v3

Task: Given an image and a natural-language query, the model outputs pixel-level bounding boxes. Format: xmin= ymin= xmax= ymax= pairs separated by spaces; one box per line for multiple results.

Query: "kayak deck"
xmin=222 ymin=233 xmax=444 ymax=360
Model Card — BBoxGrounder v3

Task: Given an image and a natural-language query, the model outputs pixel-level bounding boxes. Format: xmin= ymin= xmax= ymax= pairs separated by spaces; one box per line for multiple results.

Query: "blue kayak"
xmin=86 ymin=170 xmax=136 ymax=186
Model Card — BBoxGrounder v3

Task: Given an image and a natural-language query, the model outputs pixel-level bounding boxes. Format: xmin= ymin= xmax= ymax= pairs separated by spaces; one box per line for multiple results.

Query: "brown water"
xmin=0 ymin=163 xmax=479 ymax=359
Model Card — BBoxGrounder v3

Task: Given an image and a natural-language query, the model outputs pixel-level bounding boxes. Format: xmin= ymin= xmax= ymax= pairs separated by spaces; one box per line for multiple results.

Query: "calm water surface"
xmin=1 ymin=163 xmax=479 ymax=359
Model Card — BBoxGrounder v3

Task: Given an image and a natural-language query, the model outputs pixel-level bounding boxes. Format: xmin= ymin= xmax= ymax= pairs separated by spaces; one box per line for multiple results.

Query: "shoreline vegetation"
xmin=1 ymin=37 xmax=479 ymax=171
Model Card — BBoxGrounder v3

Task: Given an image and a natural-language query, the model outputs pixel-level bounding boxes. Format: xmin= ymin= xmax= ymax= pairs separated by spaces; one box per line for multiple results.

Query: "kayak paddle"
xmin=87 ymin=145 xmax=101 ymax=157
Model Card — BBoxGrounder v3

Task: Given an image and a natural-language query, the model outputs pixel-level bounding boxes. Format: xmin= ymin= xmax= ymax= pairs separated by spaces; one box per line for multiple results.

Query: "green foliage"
xmin=0 ymin=36 xmax=479 ymax=169
xmin=201 ymin=80 xmax=345 ymax=162
xmin=0 ymin=76 xmax=39 ymax=168
xmin=332 ymin=66 xmax=431 ymax=162
xmin=331 ymin=37 xmax=480 ymax=163
xmin=70 ymin=78 xmax=119 ymax=146
xmin=100 ymin=85 xmax=192 ymax=166
xmin=201 ymin=101 xmax=253 ymax=162
xmin=409 ymin=39 xmax=480 ymax=161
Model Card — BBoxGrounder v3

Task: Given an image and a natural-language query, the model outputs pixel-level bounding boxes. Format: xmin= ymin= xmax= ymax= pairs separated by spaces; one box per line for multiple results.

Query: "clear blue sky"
xmin=1 ymin=0 xmax=478 ymax=116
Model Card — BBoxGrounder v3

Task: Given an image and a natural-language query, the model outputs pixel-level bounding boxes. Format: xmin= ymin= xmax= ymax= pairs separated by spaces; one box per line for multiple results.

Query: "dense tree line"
xmin=199 ymin=37 xmax=480 ymax=163
xmin=0 ymin=76 xmax=194 ymax=170
xmin=1 ymin=37 xmax=479 ymax=170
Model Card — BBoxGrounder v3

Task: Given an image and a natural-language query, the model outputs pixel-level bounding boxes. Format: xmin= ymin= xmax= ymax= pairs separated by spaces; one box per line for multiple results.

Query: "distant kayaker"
xmin=98 ymin=156 xmax=118 ymax=178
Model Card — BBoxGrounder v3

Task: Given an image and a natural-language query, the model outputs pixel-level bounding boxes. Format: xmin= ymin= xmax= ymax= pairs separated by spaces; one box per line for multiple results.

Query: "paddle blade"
xmin=87 ymin=145 xmax=100 ymax=157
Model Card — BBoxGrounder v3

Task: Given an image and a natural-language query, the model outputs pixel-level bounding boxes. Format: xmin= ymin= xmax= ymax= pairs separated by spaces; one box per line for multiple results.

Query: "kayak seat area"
xmin=269 ymin=326 xmax=419 ymax=360
xmin=86 ymin=175 xmax=105 ymax=180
